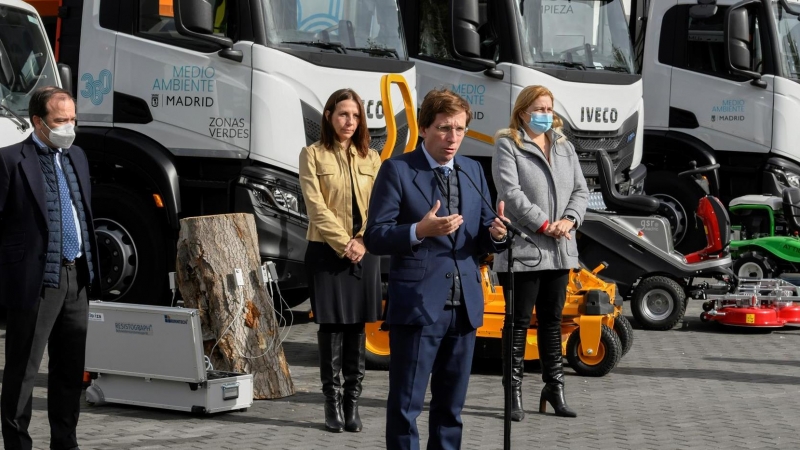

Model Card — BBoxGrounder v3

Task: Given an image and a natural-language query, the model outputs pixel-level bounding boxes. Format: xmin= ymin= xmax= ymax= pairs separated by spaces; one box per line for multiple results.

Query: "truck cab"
xmin=633 ymin=0 xmax=800 ymax=250
xmin=38 ymin=0 xmax=414 ymax=306
xmin=398 ymin=0 xmax=644 ymax=198
xmin=0 ymin=0 xmax=65 ymax=147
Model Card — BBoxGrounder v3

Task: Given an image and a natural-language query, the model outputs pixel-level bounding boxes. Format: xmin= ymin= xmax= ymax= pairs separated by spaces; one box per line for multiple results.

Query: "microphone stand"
xmin=502 ymin=227 xmax=517 ymax=450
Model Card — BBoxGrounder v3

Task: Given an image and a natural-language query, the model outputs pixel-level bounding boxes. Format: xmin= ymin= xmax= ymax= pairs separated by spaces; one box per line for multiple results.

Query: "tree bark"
xmin=176 ymin=213 xmax=295 ymax=399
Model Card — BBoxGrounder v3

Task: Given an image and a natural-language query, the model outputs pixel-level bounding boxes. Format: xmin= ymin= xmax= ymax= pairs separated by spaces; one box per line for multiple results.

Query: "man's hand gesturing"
xmin=416 ymin=200 xmax=463 ymax=239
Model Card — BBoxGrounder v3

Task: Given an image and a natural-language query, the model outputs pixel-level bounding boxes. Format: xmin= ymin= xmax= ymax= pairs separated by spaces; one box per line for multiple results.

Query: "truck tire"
xmin=733 ymin=250 xmax=776 ymax=279
xmin=630 ymin=276 xmax=686 ymax=330
xmin=92 ymin=185 xmax=167 ymax=304
xmin=566 ymin=324 xmax=622 ymax=377
xmin=644 ymin=171 xmax=706 ymax=254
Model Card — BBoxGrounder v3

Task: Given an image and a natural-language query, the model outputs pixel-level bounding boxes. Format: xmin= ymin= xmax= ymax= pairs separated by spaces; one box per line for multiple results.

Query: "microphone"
xmin=453 ymin=163 xmax=536 ymax=245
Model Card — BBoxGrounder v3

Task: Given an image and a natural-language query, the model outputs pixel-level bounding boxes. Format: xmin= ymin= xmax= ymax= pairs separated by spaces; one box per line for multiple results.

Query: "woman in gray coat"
xmin=492 ymin=85 xmax=588 ymax=421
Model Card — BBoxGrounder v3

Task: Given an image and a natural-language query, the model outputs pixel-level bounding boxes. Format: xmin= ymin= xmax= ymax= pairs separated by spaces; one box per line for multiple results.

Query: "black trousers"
xmin=499 ymin=270 xmax=570 ymax=329
xmin=1 ymin=263 xmax=88 ymax=450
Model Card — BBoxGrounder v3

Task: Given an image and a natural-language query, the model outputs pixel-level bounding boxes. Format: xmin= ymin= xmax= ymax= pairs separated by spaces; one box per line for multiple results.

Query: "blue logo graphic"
xmin=297 ymin=0 xmax=343 ymax=32
xmin=80 ymin=70 xmax=113 ymax=106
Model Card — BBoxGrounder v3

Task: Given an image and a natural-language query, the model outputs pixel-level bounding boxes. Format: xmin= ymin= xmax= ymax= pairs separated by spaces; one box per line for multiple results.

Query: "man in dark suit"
xmin=0 ymin=86 xmax=100 ymax=450
xmin=364 ymin=88 xmax=509 ymax=450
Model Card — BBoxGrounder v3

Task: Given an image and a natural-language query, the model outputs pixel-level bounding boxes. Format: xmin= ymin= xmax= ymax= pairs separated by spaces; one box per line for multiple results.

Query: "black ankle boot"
xmin=318 ymin=332 xmax=345 ymax=432
xmin=503 ymin=328 xmax=528 ymax=422
xmin=539 ymin=383 xmax=577 ymax=417
xmin=538 ymin=324 xmax=577 ymax=418
xmin=342 ymin=332 xmax=366 ymax=432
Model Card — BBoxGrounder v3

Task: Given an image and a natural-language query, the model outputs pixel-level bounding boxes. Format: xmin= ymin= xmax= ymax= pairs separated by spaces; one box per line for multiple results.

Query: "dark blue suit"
xmin=364 ymin=147 xmax=507 ymax=450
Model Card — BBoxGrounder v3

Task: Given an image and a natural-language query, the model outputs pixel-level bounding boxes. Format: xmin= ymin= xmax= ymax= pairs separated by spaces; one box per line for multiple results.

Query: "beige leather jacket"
xmin=299 ymin=140 xmax=382 ymax=257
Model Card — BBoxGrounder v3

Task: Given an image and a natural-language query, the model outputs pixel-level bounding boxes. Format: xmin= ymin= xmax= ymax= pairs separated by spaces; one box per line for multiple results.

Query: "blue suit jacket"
xmin=364 ymin=147 xmax=508 ymax=328
xmin=0 ymin=136 xmax=101 ymax=308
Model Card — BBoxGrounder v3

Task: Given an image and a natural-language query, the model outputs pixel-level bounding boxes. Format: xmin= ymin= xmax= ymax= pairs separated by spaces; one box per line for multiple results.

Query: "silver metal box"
xmin=85 ymin=302 xmax=253 ymax=414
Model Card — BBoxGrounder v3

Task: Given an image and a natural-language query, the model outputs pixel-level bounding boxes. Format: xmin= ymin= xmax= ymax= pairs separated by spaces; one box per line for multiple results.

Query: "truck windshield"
xmin=262 ymin=0 xmax=405 ymax=59
xmin=774 ymin=0 xmax=800 ymax=81
xmin=515 ymin=0 xmax=634 ymax=74
xmin=0 ymin=6 xmax=58 ymax=117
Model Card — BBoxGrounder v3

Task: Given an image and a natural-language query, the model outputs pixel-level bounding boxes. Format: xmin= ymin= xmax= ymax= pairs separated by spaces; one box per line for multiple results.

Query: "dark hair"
xmin=418 ymin=88 xmax=471 ymax=129
xmin=320 ymin=88 xmax=370 ymax=158
xmin=28 ymin=86 xmax=74 ymax=122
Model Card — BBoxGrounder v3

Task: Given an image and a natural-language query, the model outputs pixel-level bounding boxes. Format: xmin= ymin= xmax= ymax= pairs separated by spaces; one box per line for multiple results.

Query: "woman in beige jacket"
xmin=299 ymin=88 xmax=382 ymax=434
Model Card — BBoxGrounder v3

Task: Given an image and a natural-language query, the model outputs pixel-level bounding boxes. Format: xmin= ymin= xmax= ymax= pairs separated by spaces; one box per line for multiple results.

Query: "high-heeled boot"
xmin=538 ymin=323 xmax=577 ymax=417
xmin=502 ymin=327 xmax=528 ymax=421
xmin=318 ymin=331 xmax=345 ymax=432
xmin=342 ymin=332 xmax=366 ymax=432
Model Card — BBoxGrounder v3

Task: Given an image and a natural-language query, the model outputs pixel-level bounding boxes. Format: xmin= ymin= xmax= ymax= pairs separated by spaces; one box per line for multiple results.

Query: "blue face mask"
xmin=527 ymin=113 xmax=553 ymax=135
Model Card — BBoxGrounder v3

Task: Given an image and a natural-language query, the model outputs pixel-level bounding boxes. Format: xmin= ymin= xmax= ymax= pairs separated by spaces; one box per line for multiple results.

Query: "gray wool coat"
xmin=491 ymin=127 xmax=588 ymax=272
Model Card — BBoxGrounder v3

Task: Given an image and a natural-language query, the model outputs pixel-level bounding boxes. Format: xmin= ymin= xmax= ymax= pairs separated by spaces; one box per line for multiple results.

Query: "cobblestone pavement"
xmin=7 ymin=300 xmax=800 ymax=450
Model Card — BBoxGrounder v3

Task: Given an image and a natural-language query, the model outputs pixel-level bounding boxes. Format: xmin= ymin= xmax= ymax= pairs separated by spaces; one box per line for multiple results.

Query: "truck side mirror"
xmin=451 ymin=0 xmax=504 ymax=80
xmin=724 ymin=3 xmax=767 ymax=88
xmin=174 ymin=0 xmax=243 ymax=63
xmin=58 ymin=63 xmax=73 ymax=96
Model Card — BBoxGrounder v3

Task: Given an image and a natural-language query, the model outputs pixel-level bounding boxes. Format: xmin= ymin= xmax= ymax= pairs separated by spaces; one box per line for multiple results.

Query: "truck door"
xmin=666 ymin=4 xmax=773 ymax=156
xmin=411 ymin=0 xmax=511 ymax=158
xmin=111 ymin=0 xmax=253 ymax=156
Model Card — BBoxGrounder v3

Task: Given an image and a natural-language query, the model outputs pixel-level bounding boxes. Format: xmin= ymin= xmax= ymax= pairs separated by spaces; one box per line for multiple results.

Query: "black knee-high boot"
xmin=342 ymin=332 xmax=366 ymax=432
xmin=318 ymin=331 xmax=345 ymax=432
xmin=503 ymin=327 xmax=528 ymax=422
xmin=538 ymin=324 xmax=577 ymax=417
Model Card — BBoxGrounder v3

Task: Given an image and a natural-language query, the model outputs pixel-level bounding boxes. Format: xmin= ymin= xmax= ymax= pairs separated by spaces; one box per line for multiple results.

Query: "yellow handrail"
xmin=379 ymin=74 xmax=418 ymax=161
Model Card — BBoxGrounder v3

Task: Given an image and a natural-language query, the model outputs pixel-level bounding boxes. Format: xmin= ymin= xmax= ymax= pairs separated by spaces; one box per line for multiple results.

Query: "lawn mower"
xmin=728 ymin=187 xmax=800 ymax=278
xmin=577 ymin=150 xmax=735 ymax=331
xmin=365 ymin=262 xmax=631 ymax=377
xmin=700 ymin=277 xmax=800 ymax=329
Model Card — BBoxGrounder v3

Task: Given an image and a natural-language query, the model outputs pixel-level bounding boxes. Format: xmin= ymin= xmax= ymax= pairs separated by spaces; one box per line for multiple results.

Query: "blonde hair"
xmin=504 ymin=85 xmax=563 ymax=148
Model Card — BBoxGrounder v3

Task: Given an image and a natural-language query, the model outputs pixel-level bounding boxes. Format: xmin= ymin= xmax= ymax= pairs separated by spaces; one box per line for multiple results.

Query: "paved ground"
xmin=8 ymin=300 xmax=800 ymax=450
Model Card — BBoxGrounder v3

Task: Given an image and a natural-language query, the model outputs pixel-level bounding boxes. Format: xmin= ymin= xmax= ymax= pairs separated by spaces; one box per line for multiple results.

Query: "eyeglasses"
xmin=434 ymin=125 xmax=469 ymax=136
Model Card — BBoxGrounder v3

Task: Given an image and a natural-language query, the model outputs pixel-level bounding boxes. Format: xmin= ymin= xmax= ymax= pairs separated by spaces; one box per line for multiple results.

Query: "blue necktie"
xmin=436 ymin=166 xmax=451 ymax=179
xmin=54 ymin=153 xmax=80 ymax=261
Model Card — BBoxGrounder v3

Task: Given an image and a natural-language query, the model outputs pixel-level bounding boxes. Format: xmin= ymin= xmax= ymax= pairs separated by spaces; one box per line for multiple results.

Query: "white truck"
xmin=30 ymin=0 xmax=414 ymax=306
xmin=0 ymin=0 xmax=71 ymax=147
xmin=397 ymin=0 xmax=651 ymax=241
xmin=629 ymin=0 xmax=800 ymax=250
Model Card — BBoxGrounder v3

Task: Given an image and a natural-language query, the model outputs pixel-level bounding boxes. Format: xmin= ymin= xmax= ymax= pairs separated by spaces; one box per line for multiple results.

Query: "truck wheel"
xmin=644 ymin=171 xmax=706 ymax=254
xmin=630 ymin=276 xmax=687 ymax=330
xmin=612 ymin=315 xmax=634 ymax=356
xmin=566 ymin=324 xmax=622 ymax=377
xmin=733 ymin=250 xmax=775 ymax=279
xmin=365 ymin=320 xmax=390 ymax=370
xmin=92 ymin=185 xmax=167 ymax=304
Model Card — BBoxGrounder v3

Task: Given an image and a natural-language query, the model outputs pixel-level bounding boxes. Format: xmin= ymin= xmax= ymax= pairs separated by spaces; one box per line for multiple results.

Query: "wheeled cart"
xmin=84 ymin=302 xmax=253 ymax=414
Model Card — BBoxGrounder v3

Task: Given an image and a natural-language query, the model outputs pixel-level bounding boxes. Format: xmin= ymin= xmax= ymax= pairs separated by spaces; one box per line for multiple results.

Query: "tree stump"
xmin=176 ymin=213 xmax=295 ymax=399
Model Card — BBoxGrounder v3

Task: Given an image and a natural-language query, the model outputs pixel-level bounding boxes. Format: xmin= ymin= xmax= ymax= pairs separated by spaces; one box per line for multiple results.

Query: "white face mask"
xmin=42 ymin=122 xmax=76 ymax=149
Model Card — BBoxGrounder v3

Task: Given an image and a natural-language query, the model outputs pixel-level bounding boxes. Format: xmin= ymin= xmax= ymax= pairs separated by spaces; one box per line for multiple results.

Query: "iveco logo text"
xmin=580 ymin=107 xmax=618 ymax=123
xmin=362 ymin=100 xmax=384 ymax=119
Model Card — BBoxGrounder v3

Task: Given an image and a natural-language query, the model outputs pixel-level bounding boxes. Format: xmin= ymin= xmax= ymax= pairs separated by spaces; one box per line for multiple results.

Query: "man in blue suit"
xmin=365 ymin=88 xmax=510 ymax=450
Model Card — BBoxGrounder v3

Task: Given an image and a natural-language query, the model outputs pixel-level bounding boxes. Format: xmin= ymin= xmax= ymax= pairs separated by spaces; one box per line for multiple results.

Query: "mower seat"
xmin=596 ymin=149 xmax=660 ymax=215
xmin=782 ymin=187 xmax=800 ymax=233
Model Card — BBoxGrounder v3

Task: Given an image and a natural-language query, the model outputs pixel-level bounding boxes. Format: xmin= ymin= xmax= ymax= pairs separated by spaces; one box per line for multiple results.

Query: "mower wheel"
xmin=613 ymin=315 xmax=634 ymax=356
xmin=630 ymin=276 xmax=687 ymax=330
xmin=567 ymin=324 xmax=621 ymax=377
xmin=365 ymin=321 xmax=390 ymax=370
xmin=733 ymin=251 xmax=776 ymax=279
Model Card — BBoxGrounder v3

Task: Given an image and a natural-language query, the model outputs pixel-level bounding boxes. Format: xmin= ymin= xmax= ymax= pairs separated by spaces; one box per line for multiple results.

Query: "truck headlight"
xmin=787 ymin=172 xmax=800 ymax=188
xmin=238 ymin=170 xmax=307 ymax=221
xmin=765 ymin=163 xmax=800 ymax=189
